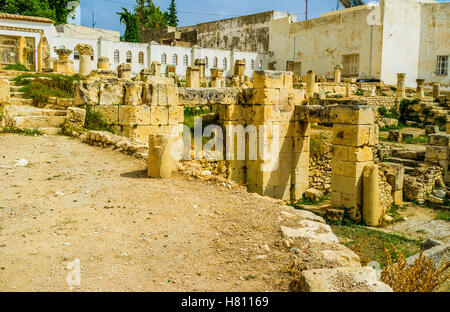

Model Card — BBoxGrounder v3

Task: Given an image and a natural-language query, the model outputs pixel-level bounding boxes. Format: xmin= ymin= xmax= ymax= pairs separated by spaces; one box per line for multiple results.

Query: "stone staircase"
xmin=1 ymin=70 xmax=67 ymax=134
xmin=3 ymin=104 xmax=66 ymax=135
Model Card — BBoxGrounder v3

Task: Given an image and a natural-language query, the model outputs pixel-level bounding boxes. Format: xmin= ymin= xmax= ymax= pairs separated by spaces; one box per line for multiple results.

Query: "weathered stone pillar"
xmin=306 ymin=70 xmax=316 ymax=99
xmin=210 ymin=68 xmax=223 ymax=88
xmin=152 ymin=61 xmax=161 ymax=76
xmin=53 ymin=48 xmax=74 ymax=74
xmin=416 ymin=79 xmax=425 ymax=99
xmin=194 ymin=59 xmax=206 ymax=83
xmin=0 ymin=78 xmax=10 ymax=104
xmin=186 ymin=66 xmax=200 ymax=88
xmin=118 ymin=63 xmax=132 ymax=80
xmin=76 ymin=44 xmax=93 ymax=76
xmin=330 ymin=105 xmax=376 ymax=223
xmin=244 ymin=71 xmax=306 ymax=201
xmin=396 ymin=73 xmax=406 ymax=99
xmin=97 ymin=57 xmax=110 ymax=70
xmin=425 ymin=134 xmax=449 ymax=183
xmin=433 ymin=83 xmax=440 ymax=99
xmin=124 ymin=81 xmax=142 ymax=106
xmin=37 ymin=36 xmax=50 ymax=72
xmin=18 ymin=36 xmax=27 ymax=66
xmin=234 ymin=60 xmax=246 ymax=83
xmin=362 ymin=165 xmax=382 ymax=227
xmin=345 ymin=83 xmax=351 ymax=98
xmin=334 ymin=65 xmax=343 ymax=83
xmin=148 ymin=134 xmax=177 ymax=179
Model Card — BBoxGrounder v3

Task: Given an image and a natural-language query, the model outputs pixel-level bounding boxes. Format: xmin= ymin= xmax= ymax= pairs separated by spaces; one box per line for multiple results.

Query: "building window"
xmin=114 ymin=50 xmax=120 ymax=63
xmin=172 ymin=54 xmax=178 ymax=65
xmin=342 ymin=54 xmax=359 ymax=77
xmin=90 ymin=50 xmax=94 ymax=61
xmin=126 ymin=51 xmax=132 ymax=63
xmin=74 ymin=48 xmax=79 ymax=60
xmin=183 ymin=55 xmax=188 ymax=66
xmin=436 ymin=55 xmax=448 ymax=76
xmin=205 ymin=56 xmax=208 ymax=68
xmin=251 ymin=59 xmax=255 ymax=70
xmin=138 ymin=52 xmax=144 ymax=64
xmin=223 ymin=57 xmax=227 ymax=69
xmin=161 ymin=53 xmax=167 ymax=65
xmin=213 ymin=57 xmax=218 ymax=68
xmin=258 ymin=60 xmax=263 ymax=70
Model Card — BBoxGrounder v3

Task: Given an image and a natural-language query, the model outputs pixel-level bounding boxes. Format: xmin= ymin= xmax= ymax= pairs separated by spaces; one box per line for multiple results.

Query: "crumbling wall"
xmin=73 ymin=77 xmax=183 ymax=143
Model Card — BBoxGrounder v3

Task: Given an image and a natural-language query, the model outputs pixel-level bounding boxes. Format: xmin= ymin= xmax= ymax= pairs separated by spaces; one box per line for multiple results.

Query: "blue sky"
xmin=80 ymin=0 xmax=366 ymax=33
xmin=80 ymin=0 xmax=447 ymax=34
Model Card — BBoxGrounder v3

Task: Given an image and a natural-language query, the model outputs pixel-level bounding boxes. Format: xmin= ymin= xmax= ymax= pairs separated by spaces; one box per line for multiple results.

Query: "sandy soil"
xmin=0 ymin=134 xmax=292 ymax=292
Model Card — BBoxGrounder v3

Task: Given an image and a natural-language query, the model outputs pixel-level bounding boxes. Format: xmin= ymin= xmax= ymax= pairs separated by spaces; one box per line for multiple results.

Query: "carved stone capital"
xmin=76 ymin=44 xmax=93 ymax=56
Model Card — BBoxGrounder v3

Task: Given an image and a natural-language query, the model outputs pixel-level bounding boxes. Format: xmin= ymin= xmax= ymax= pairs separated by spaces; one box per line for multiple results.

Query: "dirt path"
xmin=0 ymin=134 xmax=292 ymax=292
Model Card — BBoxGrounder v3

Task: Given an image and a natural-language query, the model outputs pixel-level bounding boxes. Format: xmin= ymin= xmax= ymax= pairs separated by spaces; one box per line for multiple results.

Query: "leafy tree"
xmin=167 ymin=0 xmax=178 ymax=27
xmin=0 ymin=0 xmax=79 ymax=25
xmin=117 ymin=7 xmax=141 ymax=43
xmin=135 ymin=0 xmax=167 ymax=29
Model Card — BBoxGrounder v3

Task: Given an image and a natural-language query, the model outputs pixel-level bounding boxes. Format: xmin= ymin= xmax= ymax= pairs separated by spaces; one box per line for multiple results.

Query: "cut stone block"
xmin=299 ymin=266 xmax=393 ymax=292
xmin=66 ymin=107 xmax=86 ymax=128
xmin=280 ymin=221 xmax=339 ymax=244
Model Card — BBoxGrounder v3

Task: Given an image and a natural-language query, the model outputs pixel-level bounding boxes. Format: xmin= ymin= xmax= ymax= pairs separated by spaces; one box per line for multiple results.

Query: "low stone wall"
xmin=403 ymin=164 xmax=443 ymax=203
xmin=363 ymin=96 xmax=396 ymax=108
xmin=74 ymin=78 xmax=183 ymax=143
xmin=178 ymin=87 xmax=241 ymax=107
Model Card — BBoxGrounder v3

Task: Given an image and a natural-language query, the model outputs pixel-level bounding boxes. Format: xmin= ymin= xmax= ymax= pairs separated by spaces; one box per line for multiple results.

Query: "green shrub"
xmin=398 ymin=99 xmax=420 ymax=123
xmin=355 ymin=89 xmax=364 ymax=96
xmin=84 ymin=105 xmax=115 ymax=133
xmin=404 ymin=135 xmax=428 ymax=144
xmin=310 ymin=133 xmax=327 ymax=158
xmin=1 ymin=126 xmax=43 ymax=136
xmin=183 ymin=106 xmax=213 ymax=131
xmin=13 ymin=73 xmax=81 ymax=108
xmin=3 ymin=63 xmax=30 ymax=71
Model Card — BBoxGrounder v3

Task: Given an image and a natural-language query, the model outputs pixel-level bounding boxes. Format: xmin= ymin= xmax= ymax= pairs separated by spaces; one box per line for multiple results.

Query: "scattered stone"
xmin=388 ymin=130 xmax=401 ymax=142
xmin=428 ymin=195 xmax=444 ymax=205
xmin=305 ymin=188 xmax=324 ymax=201
xmin=326 ymin=208 xmax=344 ymax=222
xmin=425 ymin=125 xmax=439 ymax=135
xmin=421 ymin=238 xmax=443 ymax=251
xmin=298 ymin=266 xmax=393 ymax=292
xmin=402 ymin=133 xmax=414 ymax=142
xmin=281 ymin=206 xmax=326 ymax=224
xmin=407 ymin=244 xmax=449 ymax=269
xmin=383 ymin=215 xmax=393 ymax=222
xmin=280 ymin=221 xmax=339 ymax=244
xmin=435 ymin=189 xmax=446 ymax=199
xmin=14 ymin=159 xmax=28 ymax=167
xmin=66 ymin=107 xmax=86 ymax=128
xmin=382 ymin=118 xmax=398 ymax=128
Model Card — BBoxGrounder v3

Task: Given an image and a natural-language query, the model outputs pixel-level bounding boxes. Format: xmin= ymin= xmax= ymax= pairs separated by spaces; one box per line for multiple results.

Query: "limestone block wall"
xmin=74 ymin=77 xmax=183 ymax=143
xmin=362 ymin=96 xmax=396 ymax=108
xmin=425 ymin=134 xmax=450 ymax=183
xmin=178 ymin=87 xmax=241 ymax=108
xmin=0 ymin=78 xmax=10 ymax=104
xmin=329 ymin=106 xmax=377 ymax=223
xmin=217 ymin=70 xmax=310 ymax=201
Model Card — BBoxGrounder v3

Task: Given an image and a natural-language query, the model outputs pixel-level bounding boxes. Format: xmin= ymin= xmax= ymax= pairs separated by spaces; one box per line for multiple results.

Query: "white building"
xmin=269 ymin=0 xmax=450 ymax=87
xmin=0 ymin=13 xmax=268 ymax=78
